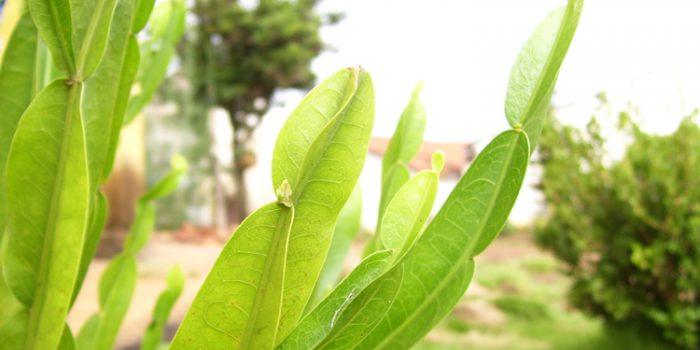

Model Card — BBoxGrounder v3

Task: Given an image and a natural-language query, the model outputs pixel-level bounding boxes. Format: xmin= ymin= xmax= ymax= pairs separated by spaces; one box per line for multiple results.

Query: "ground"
xmin=68 ymin=230 xmax=664 ymax=349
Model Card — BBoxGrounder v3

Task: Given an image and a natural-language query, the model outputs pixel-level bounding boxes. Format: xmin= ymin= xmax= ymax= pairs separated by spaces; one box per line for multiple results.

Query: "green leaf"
xmin=78 ymin=255 xmax=137 ymax=350
xmin=123 ymin=155 xmax=187 ymax=254
xmin=75 ymin=315 xmax=98 ymax=350
xmin=171 ymin=203 xmax=295 ymax=349
xmin=277 ymin=250 xmax=392 ymax=350
xmin=0 ymin=233 xmax=22 ymax=330
xmin=131 ymin=0 xmax=156 ymax=32
xmin=0 ymin=10 xmax=39 ymax=235
xmin=72 ymin=191 xmax=108 ymax=305
xmin=377 ymin=163 xmax=410 ymax=224
xmin=307 ymin=185 xmax=363 ymax=309
xmin=504 ymin=0 xmax=583 ymax=148
xmin=70 ymin=0 xmax=119 ymax=78
xmin=123 ymin=0 xmax=185 ymax=124
xmin=365 ymin=83 xmax=425 ymax=256
xmin=141 ymin=265 xmax=185 ymax=350
xmin=83 ymin=0 xmax=140 ymax=186
xmin=381 ymin=82 xmax=426 ymax=177
xmin=327 ymin=131 xmax=529 ymax=349
xmin=173 ymin=67 xmax=374 ymax=348
xmin=27 ymin=0 xmax=75 ymax=73
xmin=4 ymin=80 xmax=90 ymax=349
xmin=378 ymin=152 xmax=443 ymax=263
xmin=315 ymin=264 xmax=405 ymax=350
xmin=272 ymin=68 xmax=374 ymax=339
xmin=77 ymin=157 xmax=185 ymax=349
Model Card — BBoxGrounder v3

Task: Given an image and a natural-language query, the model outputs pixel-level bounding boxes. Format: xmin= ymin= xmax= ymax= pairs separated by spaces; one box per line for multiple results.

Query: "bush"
xmin=536 ymin=110 xmax=700 ymax=349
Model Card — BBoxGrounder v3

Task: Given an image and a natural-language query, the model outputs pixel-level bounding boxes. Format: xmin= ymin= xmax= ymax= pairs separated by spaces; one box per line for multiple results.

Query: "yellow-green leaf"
xmin=4 ymin=80 xmax=90 ymax=350
xmin=505 ymin=0 xmax=583 ymax=148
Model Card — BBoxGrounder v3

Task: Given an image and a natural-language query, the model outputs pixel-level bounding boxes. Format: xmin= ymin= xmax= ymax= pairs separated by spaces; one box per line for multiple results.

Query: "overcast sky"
xmin=247 ymin=0 xmax=700 ymax=223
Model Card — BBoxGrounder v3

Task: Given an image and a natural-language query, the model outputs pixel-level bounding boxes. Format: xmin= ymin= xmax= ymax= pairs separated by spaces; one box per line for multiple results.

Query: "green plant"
xmin=171 ymin=1 xmax=582 ymax=348
xmin=0 ymin=0 xmax=184 ymax=348
xmin=75 ymin=156 xmax=186 ymax=350
xmin=536 ymin=110 xmax=700 ymax=349
xmin=141 ymin=265 xmax=186 ymax=350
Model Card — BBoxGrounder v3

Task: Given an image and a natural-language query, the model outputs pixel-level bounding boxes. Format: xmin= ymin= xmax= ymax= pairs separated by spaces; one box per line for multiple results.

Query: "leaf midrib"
xmin=25 ymin=82 xmax=82 ymax=348
xmin=290 ymin=69 xmax=359 ymax=204
xmin=239 ymin=206 xmax=293 ymax=349
xmin=370 ymin=133 xmax=523 ymax=349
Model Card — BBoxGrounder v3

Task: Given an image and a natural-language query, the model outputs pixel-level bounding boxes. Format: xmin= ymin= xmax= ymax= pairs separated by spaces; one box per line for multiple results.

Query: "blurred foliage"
xmin=536 ymin=105 xmax=700 ymax=349
xmin=187 ymin=0 xmax=340 ymax=221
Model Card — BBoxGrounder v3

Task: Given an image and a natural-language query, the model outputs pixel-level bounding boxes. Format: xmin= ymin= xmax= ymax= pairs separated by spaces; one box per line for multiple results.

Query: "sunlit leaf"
xmin=307 ymin=186 xmax=363 ymax=309
xmin=277 ymin=251 xmax=392 ymax=350
xmin=505 ymin=0 xmax=583 ymax=148
xmin=4 ymin=80 xmax=90 ymax=350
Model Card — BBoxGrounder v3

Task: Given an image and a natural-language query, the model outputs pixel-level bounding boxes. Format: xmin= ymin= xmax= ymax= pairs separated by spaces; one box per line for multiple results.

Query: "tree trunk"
xmin=228 ymin=131 xmax=250 ymax=225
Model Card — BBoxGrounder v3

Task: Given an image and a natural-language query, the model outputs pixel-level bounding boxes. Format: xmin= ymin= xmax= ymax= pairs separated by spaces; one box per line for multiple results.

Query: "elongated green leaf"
xmin=308 ymin=186 xmax=362 ymax=309
xmin=123 ymin=0 xmax=184 ymax=124
xmin=131 ymin=0 xmax=156 ymax=32
xmin=83 ymin=0 xmax=140 ymax=186
xmin=275 ymin=68 xmax=374 ymax=339
xmin=77 ymin=157 xmax=185 ymax=350
xmin=141 ymin=265 xmax=185 ymax=350
xmin=277 ymin=250 xmax=392 ymax=350
xmin=505 ymin=0 xmax=583 ymax=148
xmin=27 ymin=0 xmax=75 ymax=73
xmin=381 ymin=83 xmax=426 ymax=176
xmin=0 ymin=9 xmax=38 ymax=234
xmin=123 ymin=155 xmax=187 ymax=254
xmin=0 ymin=233 xmax=22 ymax=330
xmin=70 ymin=0 xmax=119 ymax=78
xmin=72 ymin=191 xmax=108 ymax=305
xmin=315 ymin=264 xmax=405 ymax=350
xmin=377 ymin=163 xmax=410 ymax=224
xmin=173 ymin=67 xmax=374 ymax=348
xmin=365 ymin=84 xmax=425 ymax=256
xmin=378 ymin=152 xmax=443 ymax=263
xmin=76 ymin=255 xmax=137 ymax=350
xmin=4 ymin=80 xmax=90 ymax=350
xmin=171 ymin=203 xmax=294 ymax=348
xmin=323 ymin=131 xmax=529 ymax=349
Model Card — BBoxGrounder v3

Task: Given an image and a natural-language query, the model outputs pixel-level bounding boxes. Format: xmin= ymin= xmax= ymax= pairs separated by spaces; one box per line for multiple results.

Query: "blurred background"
xmin=4 ymin=0 xmax=697 ymax=348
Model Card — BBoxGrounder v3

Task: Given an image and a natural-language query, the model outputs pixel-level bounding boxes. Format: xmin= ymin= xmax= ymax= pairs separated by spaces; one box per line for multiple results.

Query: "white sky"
xmin=246 ymin=0 xmax=700 ymax=224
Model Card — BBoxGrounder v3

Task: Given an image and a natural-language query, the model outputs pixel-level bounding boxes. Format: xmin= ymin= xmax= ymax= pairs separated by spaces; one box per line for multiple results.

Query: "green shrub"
xmin=536 ymin=111 xmax=700 ymax=349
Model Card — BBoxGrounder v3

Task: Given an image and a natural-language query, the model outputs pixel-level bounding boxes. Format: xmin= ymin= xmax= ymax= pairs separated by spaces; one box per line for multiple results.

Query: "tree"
xmin=188 ymin=0 xmax=340 ymax=224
